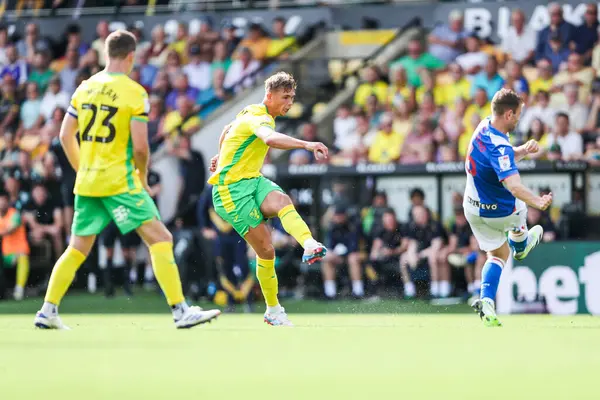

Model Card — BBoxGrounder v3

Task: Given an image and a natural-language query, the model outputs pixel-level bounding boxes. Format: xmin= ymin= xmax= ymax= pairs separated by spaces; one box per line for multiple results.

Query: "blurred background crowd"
xmin=0 ymin=0 xmax=593 ymax=309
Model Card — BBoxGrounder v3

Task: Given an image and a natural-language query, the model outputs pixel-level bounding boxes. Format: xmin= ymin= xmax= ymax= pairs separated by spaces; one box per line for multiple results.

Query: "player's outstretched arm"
xmin=131 ymin=119 xmax=150 ymax=192
xmin=255 ymin=126 xmax=328 ymax=160
xmin=59 ymin=114 xmax=80 ymax=171
xmin=503 ymin=174 xmax=553 ymax=210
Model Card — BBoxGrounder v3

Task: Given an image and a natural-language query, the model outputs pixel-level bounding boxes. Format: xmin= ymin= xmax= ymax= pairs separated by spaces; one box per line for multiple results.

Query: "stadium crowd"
xmin=0 ymin=3 xmax=589 ymax=305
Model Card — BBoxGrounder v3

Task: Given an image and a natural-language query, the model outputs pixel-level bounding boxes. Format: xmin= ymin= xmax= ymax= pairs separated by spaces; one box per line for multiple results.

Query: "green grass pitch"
xmin=1 ymin=305 xmax=599 ymax=400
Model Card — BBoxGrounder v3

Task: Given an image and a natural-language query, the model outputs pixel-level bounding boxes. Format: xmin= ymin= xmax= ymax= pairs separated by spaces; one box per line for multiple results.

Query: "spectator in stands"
xmin=536 ymin=3 xmax=576 ymax=62
xmin=321 ymin=205 xmax=364 ymax=299
xmin=23 ymin=181 xmax=63 ymax=260
xmin=551 ymin=53 xmax=594 ymax=107
xmin=211 ymin=40 xmax=231 ymax=76
xmin=557 ymin=84 xmax=589 ymax=133
xmin=464 ymin=87 xmax=491 ymax=133
xmin=368 ymin=113 xmax=404 ymax=164
xmin=4 ymin=173 xmax=29 ymax=210
xmin=354 ymin=66 xmax=388 ymax=109
xmin=40 ymin=76 xmax=69 ymax=122
xmin=415 ymin=69 xmax=445 ymax=107
xmin=501 ymin=8 xmax=537 ymax=65
xmin=59 ymin=47 xmax=79 ymax=96
xmin=197 ymin=68 xmax=228 ymax=120
xmin=428 ymin=10 xmax=468 ymax=64
xmin=503 ymin=60 xmax=530 ymax=102
xmin=91 ymin=20 xmax=109 ymax=67
xmin=443 ymin=204 xmax=480 ymax=298
xmin=0 ymin=189 xmax=30 ymax=301
xmin=362 ymin=190 xmax=390 ymax=240
xmin=0 ymin=76 xmax=20 ymax=131
xmin=289 ymin=149 xmax=311 ymax=166
xmin=548 ymin=112 xmax=583 ymax=160
xmin=530 ymin=58 xmax=554 ymax=96
xmin=575 ymin=3 xmax=598 ymax=64
xmin=166 ymin=73 xmax=199 ymax=111
xmin=267 ymin=17 xmax=297 ymax=59
xmin=151 ymin=70 xmax=170 ymax=98
xmin=235 ymin=23 xmax=270 ymax=62
xmin=224 ymin=47 xmax=260 ymax=93
xmin=0 ymin=25 xmax=9 ymax=66
xmin=527 ymin=206 xmax=558 ymax=242
xmin=17 ymin=22 xmax=51 ymax=64
xmin=159 ymin=95 xmax=201 ymax=149
xmin=364 ymin=94 xmax=383 ymax=129
xmin=525 ymin=118 xmax=549 ymax=159
xmin=1 ymin=44 xmax=28 ymax=87
xmin=388 ymin=66 xmax=414 ymax=112
xmin=169 ymin=22 xmax=189 ymax=64
xmin=401 ymin=204 xmax=443 ymax=298
xmin=0 ymin=132 xmax=22 ymax=176
xmin=369 ymin=209 xmax=406 ymax=277
xmin=221 ymin=23 xmax=240 ymax=59
xmin=584 ymin=135 xmax=600 ymax=165
xmin=439 ymin=96 xmax=467 ymax=143
xmin=148 ymin=95 xmax=165 ymax=152
xmin=18 ymin=82 xmax=43 ymax=138
xmin=400 ymin=117 xmax=434 ymax=164
xmin=195 ymin=19 xmax=220 ymax=61
xmin=543 ymin=31 xmax=571 ymax=74
xmin=519 ymin=90 xmax=555 ymax=135
xmin=29 ymin=50 xmax=53 ymax=94
xmin=442 ymin=63 xmax=470 ymax=108
xmin=333 ymin=104 xmax=357 ymax=151
xmin=391 ymin=39 xmax=444 ymax=88
xmin=391 ymin=100 xmax=413 ymax=136
xmin=417 ymin=91 xmax=440 ymax=124
xmin=137 ymin=49 xmax=158 ymax=92
xmin=472 ymin=56 xmax=503 ymax=100
xmin=164 ymin=50 xmax=183 ymax=83
xmin=80 ymin=48 xmax=101 ymax=76
xmin=64 ymin=24 xmax=89 ymax=58
xmin=183 ymin=44 xmax=211 ymax=91
xmin=147 ymin=25 xmax=169 ymax=67
xmin=455 ymin=33 xmax=488 ymax=79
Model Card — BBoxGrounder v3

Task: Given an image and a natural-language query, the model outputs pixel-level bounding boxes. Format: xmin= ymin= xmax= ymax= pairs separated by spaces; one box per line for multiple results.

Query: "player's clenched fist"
xmin=536 ymin=192 xmax=553 ymax=210
xmin=305 ymin=142 xmax=329 ymax=161
xmin=523 ymin=139 xmax=540 ymax=154
xmin=209 ymin=154 xmax=219 ymax=172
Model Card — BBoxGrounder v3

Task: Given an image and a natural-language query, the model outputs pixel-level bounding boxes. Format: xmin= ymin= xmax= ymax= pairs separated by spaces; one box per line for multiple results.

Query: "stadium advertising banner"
xmin=497 ymin=242 xmax=600 ymax=316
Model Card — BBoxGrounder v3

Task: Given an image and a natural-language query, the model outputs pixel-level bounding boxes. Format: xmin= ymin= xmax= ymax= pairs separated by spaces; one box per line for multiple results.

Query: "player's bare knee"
xmin=256 ymin=244 xmax=275 ymax=260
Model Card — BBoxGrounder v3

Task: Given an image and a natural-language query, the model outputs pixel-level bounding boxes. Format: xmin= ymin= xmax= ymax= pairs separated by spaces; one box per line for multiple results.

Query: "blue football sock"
xmin=508 ymin=231 xmax=528 ymax=254
xmin=480 ymin=257 xmax=504 ymax=302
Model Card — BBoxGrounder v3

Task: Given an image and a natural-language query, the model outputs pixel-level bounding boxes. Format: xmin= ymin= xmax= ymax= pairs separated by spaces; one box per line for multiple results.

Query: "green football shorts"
xmin=72 ymin=191 xmax=160 ymax=236
xmin=212 ymin=176 xmax=284 ymax=237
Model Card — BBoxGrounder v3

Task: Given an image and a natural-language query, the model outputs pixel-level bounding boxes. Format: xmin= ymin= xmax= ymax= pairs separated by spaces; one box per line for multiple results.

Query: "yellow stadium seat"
xmin=312 ymin=102 xmax=327 ymax=116
xmin=346 ymin=59 xmax=364 ymax=75
xmin=328 ymin=60 xmax=344 ymax=83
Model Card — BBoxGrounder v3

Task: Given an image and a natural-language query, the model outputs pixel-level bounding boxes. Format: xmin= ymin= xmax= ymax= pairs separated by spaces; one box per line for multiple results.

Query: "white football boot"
xmin=174 ymin=306 xmax=221 ymax=329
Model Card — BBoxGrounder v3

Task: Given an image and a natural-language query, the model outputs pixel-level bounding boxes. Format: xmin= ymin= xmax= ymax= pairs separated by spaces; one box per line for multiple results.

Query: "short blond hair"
xmin=265 ymin=71 xmax=296 ymax=93
xmin=106 ymin=30 xmax=136 ymax=60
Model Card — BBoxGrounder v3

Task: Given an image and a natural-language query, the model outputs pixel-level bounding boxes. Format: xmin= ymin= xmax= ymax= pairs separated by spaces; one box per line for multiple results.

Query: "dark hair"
xmin=106 ymin=29 xmax=137 ymax=60
xmin=410 ymin=188 xmax=425 ymax=200
xmin=273 ymin=17 xmax=286 ymax=24
xmin=491 ymin=88 xmax=523 ymax=116
xmin=555 ymin=112 xmax=569 ymax=121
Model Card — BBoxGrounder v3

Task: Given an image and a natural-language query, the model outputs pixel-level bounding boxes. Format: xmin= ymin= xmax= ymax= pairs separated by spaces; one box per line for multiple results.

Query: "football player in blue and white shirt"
xmin=463 ymin=88 xmax=553 ymax=327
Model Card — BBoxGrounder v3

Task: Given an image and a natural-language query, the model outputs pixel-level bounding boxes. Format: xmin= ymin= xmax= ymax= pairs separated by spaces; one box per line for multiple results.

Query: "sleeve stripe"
xmin=67 ymin=105 xmax=78 ymax=117
xmin=131 ymin=116 xmax=148 ymax=122
xmin=136 ymin=113 xmax=148 ymax=117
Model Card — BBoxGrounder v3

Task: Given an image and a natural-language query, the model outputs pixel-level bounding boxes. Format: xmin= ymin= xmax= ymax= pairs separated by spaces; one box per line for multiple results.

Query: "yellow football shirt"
xmin=68 ymin=71 xmax=149 ymax=197
xmin=368 ymin=130 xmax=405 ymax=164
xmin=208 ymin=103 xmax=275 ymax=186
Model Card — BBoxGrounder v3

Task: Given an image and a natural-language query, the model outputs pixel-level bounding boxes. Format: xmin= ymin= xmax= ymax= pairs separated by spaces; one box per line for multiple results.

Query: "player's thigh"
xmin=101 ymin=191 xmax=161 ymax=236
xmin=464 ymin=212 xmax=507 ymax=253
xmin=243 ymin=223 xmax=275 ymax=260
xmin=212 ymin=184 xmax=263 ymax=238
xmin=72 ymin=195 xmax=111 ymax=238
xmin=255 ymin=177 xmax=289 ymax=218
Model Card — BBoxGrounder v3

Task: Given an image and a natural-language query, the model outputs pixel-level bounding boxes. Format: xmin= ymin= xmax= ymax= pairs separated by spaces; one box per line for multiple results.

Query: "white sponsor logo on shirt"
xmin=498 ymin=155 xmax=511 ymax=171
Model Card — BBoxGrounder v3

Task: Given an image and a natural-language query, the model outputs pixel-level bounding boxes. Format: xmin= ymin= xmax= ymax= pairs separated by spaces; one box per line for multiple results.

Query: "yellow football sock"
xmin=278 ymin=204 xmax=313 ymax=247
xmin=256 ymin=256 xmax=278 ymax=306
xmin=149 ymin=242 xmax=185 ymax=306
xmin=16 ymin=255 xmax=29 ymax=288
xmin=45 ymin=247 xmax=86 ymax=305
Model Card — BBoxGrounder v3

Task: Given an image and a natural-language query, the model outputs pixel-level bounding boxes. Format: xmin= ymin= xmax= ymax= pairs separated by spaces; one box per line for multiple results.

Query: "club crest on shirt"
xmin=498 ymin=155 xmax=511 ymax=171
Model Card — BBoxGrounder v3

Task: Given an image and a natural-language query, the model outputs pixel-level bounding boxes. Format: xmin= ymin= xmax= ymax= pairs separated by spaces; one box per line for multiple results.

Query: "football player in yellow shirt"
xmin=209 ymin=72 xmax=328 ymax=326
xmin=34 ymin=30 xmax=220 ymax=330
